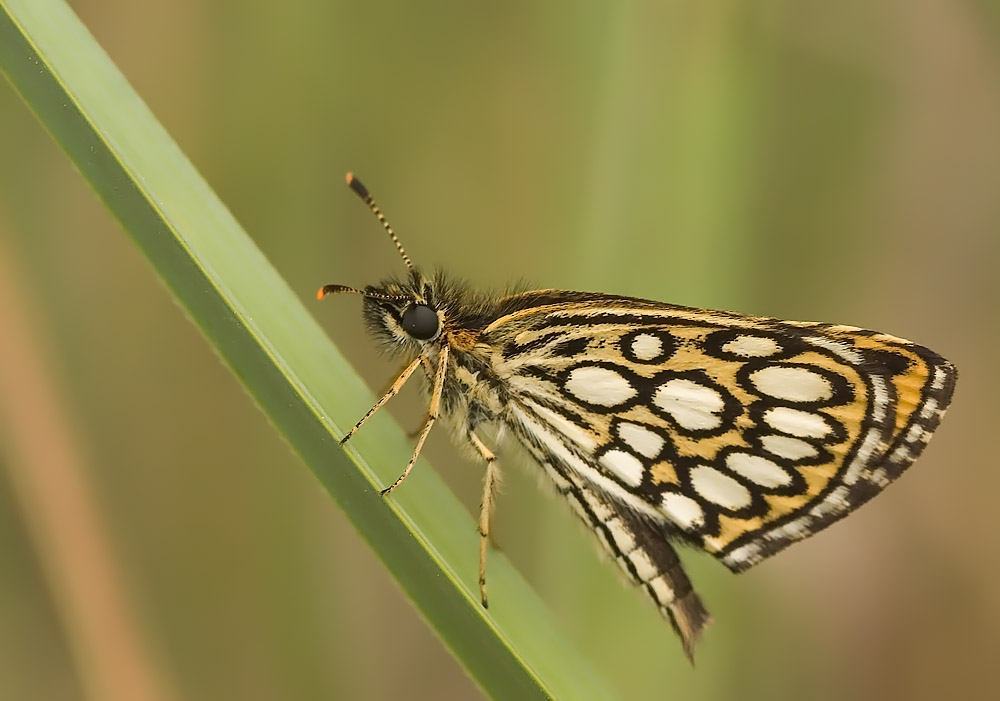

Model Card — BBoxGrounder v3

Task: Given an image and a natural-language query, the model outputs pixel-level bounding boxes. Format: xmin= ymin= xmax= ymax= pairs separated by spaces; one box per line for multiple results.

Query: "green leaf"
xmin=0 ymin=0 xmax=618 ymax=697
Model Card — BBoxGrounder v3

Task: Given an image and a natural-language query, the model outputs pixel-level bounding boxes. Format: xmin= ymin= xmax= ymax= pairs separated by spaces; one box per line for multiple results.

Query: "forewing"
xmin=485 ymin=292 xmax=957 ymax=573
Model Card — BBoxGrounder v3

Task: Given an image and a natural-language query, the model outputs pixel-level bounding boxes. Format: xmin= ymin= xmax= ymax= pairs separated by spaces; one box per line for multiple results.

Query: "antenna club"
xmin=345 ymin=172 xmax=370 ymax=200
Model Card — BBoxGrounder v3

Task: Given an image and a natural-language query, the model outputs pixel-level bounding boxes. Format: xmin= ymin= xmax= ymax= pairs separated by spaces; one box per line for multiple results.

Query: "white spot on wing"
xmin=920 ymin=397 xmax=939 ymax=420
xmin=723 ymin=542 xmax=762 ymax=567
xmin=605 ymin=517 xmax=637 ymax=554
xmin=579 ymin=487 xmax=614 ymax=522
xmin=630 ymin=333 xmax=663 ymax=360
xmin=617 ymin=422 xmax=665 ymax=459
xmin=805 ymin=335 xmax=864 ymax=364
xmin=890 ymin=444 xmax=912 ymax=463
xmin=653 ymin=378 xmax=725 ymax=431
xmin=661 ymin=492 xmax=705 ymax=529
xmin=760 ymin=434 xmax=819 ymax=461
xmin=870 ymin=467 xmax=889 ymax=486
xmin=722 ymin=335 xmax=780 ymax=357
xmin=648 ymin=575 xmax=676 ymax=605
xmin=905 ymin=423 xmax=924 ymax=443
xmin=763 ymin=407 xmax=831 ymax=438
xmin=781 ymin=515 xmax=814 ymax=539
xmin=628 ymin=548 xmax=658 ymax=582
xmin=749 ymin=366 xmax=833 ymax=402
xmin=690 ymin=465 xmax=753 ymax=509
xmin=870 ymin=375 xmax=889 ymax=422
xmin=842 ymin=429 xmax=883 ymax=485
xmin=725 ymin=452 xmax=791 ymax=488
xmin=600 ymin=449 xmax=645 ymax=487
xmin=808 ymin=486 xmax=847 ymax=518
xmin=564 ymin=365 xmax=636 ymax=407
xmin=931 ymin=367 xmax=946 ymax=391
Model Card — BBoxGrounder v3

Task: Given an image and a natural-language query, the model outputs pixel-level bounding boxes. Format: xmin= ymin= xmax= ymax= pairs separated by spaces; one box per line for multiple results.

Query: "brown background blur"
xmin=1 ymin=2 xmax=997 ymax=699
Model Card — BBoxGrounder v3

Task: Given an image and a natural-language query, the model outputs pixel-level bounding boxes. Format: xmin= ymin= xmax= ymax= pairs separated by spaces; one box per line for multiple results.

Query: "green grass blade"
xmin=0 ymin=1 xmax=618 ymax=697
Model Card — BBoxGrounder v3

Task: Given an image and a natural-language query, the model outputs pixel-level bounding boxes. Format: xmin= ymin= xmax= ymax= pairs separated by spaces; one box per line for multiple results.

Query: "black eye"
xmin=400 ymin=304 xmax=439 ymax=340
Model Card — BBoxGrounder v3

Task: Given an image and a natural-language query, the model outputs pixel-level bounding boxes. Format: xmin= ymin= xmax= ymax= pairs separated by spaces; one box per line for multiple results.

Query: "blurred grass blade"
xmin=0 ymin=0 xmax=618 ymax=697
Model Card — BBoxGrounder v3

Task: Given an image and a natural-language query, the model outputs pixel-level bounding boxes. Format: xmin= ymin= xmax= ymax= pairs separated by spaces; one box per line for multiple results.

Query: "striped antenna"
xmin=345 ymin=173 xmax=414 ymax=272
xmin=315 ymin=284 xmax=409 ymax=302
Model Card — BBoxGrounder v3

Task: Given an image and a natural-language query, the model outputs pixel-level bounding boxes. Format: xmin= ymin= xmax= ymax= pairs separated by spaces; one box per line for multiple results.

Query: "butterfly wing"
xmin=480 ymin=291 xmax=955 ymax=651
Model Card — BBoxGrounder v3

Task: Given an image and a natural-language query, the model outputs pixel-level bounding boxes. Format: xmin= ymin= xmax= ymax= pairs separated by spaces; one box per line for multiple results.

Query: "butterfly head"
xmin=361 ymin=271 xmax=445 ymax=349
xmin=317 ymin=174 xmax=447 ymax=353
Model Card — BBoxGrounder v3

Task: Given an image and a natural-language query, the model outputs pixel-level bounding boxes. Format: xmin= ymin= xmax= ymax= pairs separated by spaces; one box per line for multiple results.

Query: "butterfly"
xmin=318 ymin=173 xmax=957 ymax=661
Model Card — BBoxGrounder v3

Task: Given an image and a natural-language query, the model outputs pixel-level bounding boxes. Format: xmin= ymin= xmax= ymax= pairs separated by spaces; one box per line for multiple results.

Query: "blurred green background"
xmin=1 ymin=1 xmax=997 ymax=699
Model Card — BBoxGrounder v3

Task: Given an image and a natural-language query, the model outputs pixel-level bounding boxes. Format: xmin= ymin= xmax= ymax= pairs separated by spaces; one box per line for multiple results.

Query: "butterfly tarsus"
xmin=340 ymin=355 xmax=423 ymax=446
xmin=469 ymin=430 xmax=500 ymax=609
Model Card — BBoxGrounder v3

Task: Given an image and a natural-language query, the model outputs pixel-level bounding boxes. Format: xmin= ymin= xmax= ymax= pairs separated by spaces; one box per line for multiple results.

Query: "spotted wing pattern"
xmin=480 ymin=295 xmax=955 ymax=649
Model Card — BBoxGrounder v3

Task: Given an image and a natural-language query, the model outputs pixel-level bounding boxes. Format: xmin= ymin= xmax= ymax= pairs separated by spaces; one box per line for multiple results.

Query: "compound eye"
xmin=400 ymin=304 xmax=440 ymax=340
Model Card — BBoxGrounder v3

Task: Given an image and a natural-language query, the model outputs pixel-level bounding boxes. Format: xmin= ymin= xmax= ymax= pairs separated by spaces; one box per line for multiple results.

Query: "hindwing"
xmin=483 ymin=293 xmax=956 ymax=572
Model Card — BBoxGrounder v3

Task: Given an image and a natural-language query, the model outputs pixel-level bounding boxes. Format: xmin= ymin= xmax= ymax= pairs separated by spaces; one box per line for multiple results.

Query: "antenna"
xmin=345 ymin=173 xmax=415 ymax=272
xmin=316 ymin=284 xmax=409 ymax=302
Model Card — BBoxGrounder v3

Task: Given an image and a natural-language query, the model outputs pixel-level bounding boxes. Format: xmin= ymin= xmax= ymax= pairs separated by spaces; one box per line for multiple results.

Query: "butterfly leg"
xmin=380 ymin=345 xmax=450 ymax=496
xmin=377 ymin=355 xmax=432 ymax=396
xmin=468 ymin=430 xmax=499 ymax=608
xmin=375 ymin=356 xmax=437 ymax=439
xmin=341 ymin=355 xmax=423 ymax=445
